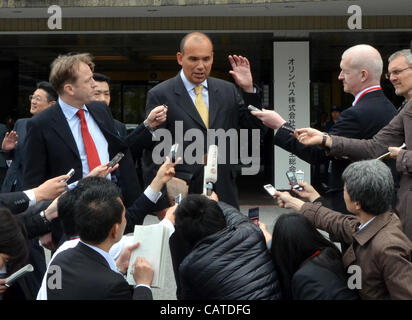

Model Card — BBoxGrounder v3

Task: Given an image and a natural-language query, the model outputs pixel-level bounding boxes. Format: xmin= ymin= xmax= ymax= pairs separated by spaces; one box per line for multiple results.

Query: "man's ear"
xmin=360 ymin=69 xmax=368 ymax=82
xmin=177 ymin=52 xmax=183 ymax=66
xmin=109 ymin=223 xmax=119 ymax=239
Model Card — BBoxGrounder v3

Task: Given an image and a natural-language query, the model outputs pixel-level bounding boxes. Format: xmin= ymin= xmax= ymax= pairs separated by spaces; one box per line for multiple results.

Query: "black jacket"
xmin=175 ymin=202 xmax=282 ymax=300
xmin=292 ymin=247 xmax=359 ymax=300
xmin=47 ymin=242 xmax=152 ymax=300
xmin=274 ymin=90 xmax=397 ymax=213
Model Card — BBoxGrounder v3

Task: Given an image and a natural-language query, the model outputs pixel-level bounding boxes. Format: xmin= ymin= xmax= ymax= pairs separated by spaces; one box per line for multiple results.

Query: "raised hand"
xmin=146 ymin=105 xmax=168 ymax=130
xmin=2 ymin=130 xmax=18 ymax=151
xmin=274 ymin=190 xmax=305 ymax=211
xmin=228 ymin=55 xmax=254 ymax=93
xmin=32 ymin=175 xmax=68 ymax=202
xmin=87 ymin=162 xmax=119 ymax=178
xmin=291 ymin=181 xmax=321 ymax=202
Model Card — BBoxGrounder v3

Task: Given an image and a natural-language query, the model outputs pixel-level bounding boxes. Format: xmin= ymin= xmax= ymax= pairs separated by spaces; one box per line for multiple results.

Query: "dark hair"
xmin=179 ymin=32 xmax=213 ymax=54
xmin=93 ymin=73 xmax=111 ymax=86
xmin=37 ymin=81 xmax=58 ymax=102
xmin=73 ymin=178 xmax=123 ymax=244
xmin=174 ymin=194 xmax=226 ymax=246
xmin=0 ymin=208 xmax=29 ymax=275
xmin=270 ymin=213 xmax=340 ymax=299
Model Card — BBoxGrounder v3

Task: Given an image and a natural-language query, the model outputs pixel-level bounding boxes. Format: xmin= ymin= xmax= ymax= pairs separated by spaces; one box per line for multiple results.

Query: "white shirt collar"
xmin=80 ymin=240 xmax=120 ymax=274
xmin=179 ymin=70 xmax=208 ymax=93
xmin=352 ymin=85 xmax=381 ymax=106
xmin=59 ymin=97 xmax=87 ymax=121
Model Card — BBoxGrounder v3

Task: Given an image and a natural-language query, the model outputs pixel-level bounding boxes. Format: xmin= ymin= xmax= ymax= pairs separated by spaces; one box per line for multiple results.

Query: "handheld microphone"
xmin=5 ymin=264 xmax=34 ymax=287
xmin=203 ymin=145 xmax=218 ymax=196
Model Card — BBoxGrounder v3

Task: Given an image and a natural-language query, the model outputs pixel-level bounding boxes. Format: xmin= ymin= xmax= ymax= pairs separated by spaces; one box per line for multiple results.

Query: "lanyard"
xmin=353 ymin=86 xmax=381 ymax=106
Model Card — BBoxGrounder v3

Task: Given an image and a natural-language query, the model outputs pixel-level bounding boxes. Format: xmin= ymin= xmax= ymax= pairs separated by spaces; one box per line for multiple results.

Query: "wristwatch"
xmin=143 ymin=119 xmax=151 ymax=130
xmin=321 ymin=132 xmax=329 ymax=148
xmin=39 ymin=210 xmax=50 ymax=225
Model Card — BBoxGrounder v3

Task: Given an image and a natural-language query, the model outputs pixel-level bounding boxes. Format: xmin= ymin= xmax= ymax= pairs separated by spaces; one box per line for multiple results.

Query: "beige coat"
xmin=327 ymin=99 xmax=412 ymax=241
xmin=301 ymin=202 xmax=412 ymax=300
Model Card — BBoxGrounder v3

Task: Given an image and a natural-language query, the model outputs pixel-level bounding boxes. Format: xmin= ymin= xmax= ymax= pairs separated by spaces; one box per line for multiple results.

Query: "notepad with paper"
xmin=126 ymin=224 xmax=171 ymax=288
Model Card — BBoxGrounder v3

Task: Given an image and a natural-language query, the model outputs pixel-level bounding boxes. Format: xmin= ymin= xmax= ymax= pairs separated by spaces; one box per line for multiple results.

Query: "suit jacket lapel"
xmin=49 ymin=104 xmax=80 ymax=159
xmin=207 ymin=78 xmax=220 ymax=129
xmin=173 ymin=75 xmax=207 ymax=130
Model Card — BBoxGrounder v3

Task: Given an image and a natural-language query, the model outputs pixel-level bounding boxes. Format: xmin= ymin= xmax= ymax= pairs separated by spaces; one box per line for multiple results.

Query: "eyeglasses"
xmin=29 ymin=95 xmax=45 ymax=102
xmin=385 ymin=66 xmax=412 ymax=79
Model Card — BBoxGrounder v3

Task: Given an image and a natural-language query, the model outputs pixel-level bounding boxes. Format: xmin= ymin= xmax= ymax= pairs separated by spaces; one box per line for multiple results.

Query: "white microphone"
xmin=5 ymin=264 xmax=34 ymax=287
xmin=203 ymin=145 xmax=218 ymax=196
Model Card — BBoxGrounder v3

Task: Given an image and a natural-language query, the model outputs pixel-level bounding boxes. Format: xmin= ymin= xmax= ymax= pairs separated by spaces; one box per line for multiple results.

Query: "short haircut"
xmin=73 ymin=178 xmax=123 ymax=244
xmin=174 ymin=194 xmax=226 ymax=246
xmin=342 ymin=159 xmax=394 ymax=215
xmin=0 ymin=208 xmax=29 ymax=275
xmin=271 ymin=213 xmax=340 ymax=300
xmin=388 ymin=49 xmax=412 ymax=65
xmin=37 ymin=81 xmax=58 ymax=102
xmin=49 ymin=53 xmax=95 ymax=95
xmin=93 ymin=73 xmax=111 ymax=86
xmin=179 ymin=32 xmax=213 ymax=54
xmin=342 ymin=44 xmax=383 ymax=80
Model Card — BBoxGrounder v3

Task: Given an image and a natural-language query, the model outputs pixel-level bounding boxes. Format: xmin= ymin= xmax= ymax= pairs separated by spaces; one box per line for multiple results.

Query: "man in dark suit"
xmin=145 ymin=32 xmax=263 ymax=209
xmin=2 ymin=81 xmax=58 ymax=193
xmin=252 ymin=44 xmax=397 ymax=216
xmin=22 ymin=53 xmax=166 ymax=208
xmin=47 ymin=181 xmax=154 ymax=300
xmin=92 ymin=73 xmax=127 ymax=138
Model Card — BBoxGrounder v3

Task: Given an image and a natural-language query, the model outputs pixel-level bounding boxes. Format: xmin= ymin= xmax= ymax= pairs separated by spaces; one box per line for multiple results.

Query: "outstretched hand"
xmin=2 ymin=130 xmax=18 ymax=151
xmin=295 ymin=128 xmax=325 ymax=146
xmin=291 ymin=181 xmax=321 ymax=203
xmin=146 ymin=105 xmax=168 ymax=130
xmin=251 ymin=108 xmax=286 ymax=130
xmin=273 ymin=190 xmax=305 ymax=211
xmin=228 ymin=55 xmax=254 ymax=93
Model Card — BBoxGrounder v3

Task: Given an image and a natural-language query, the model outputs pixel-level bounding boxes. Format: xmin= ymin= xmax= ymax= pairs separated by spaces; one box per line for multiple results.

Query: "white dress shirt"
xmin=58 ymin=98 xmax=110 ymax=178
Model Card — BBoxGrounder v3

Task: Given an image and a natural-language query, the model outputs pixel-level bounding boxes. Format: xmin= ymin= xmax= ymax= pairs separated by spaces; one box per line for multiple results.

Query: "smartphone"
xmin=263 ymin=184 xmax=276 ymax=197
xmin=5 ymin=264 xmax=34 ymax=287
xmin=108 ymin=152 xmax=124 ymax=168
xmin=286 ymin=171 xmax=303 ymax=191
xmin=162 ymin=104 xmax=168 ymax=109
xmin=175 ymin=193 xmax=182 ymax=205
xmin=248 ymin=105 xmax=261 ymax=112
xmin=248 ymin=207 xmax=259 ymax=225
xmin=169 ymin=144 xmax=179 ymax=163
xmin=61 ymin=168 xmax=75 ymax=183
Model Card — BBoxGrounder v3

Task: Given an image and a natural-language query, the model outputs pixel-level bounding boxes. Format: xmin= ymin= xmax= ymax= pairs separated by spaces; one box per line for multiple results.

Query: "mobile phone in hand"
xmin=108 ymin=152 xmax=124 ymax=168
xmin=61 ymin=168 xmax=75 ymax=183
xmin=248 ymin=105 xmax=261 ymax=112
xmin=248 ymin=207 xmax=259 ymax=225
xmin=169 ymin=144 xmax=179 ymax=163
xmin=286 ymin=171 xmax=303 ymax=191
xmin=263 ymin=184 xmax=276 ymax=197
xmin=175 ymin=193 xmax=182 ymax=205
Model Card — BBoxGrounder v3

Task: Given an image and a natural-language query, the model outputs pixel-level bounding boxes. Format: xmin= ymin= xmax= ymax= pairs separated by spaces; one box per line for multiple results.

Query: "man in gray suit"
xmin=145 ymin=32 xmax=263 ymax=208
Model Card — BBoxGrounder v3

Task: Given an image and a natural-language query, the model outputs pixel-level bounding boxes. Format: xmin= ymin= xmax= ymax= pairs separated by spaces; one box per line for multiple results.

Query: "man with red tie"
xmin=22 ymin=53 xmax=167 ymax=209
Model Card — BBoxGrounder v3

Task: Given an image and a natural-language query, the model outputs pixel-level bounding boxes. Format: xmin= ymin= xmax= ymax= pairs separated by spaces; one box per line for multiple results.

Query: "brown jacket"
xmin=301 ymin=202 xmax=412 ymax=300
xmin=327 ymin=99 xmax=412 ymax=240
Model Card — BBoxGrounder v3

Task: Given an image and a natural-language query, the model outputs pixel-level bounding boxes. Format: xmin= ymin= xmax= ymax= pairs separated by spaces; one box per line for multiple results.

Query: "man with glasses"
xmin=290 ymin=44 xmax=412 ymax=241
xmin=386 ymin=49 xmax=412 ymax=113
xmin=2 ymin=81 xmax=57 ymax=192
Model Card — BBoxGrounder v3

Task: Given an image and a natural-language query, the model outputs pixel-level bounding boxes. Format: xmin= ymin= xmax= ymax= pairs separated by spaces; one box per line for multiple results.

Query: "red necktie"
xmin=77 ymin=109 xmax=101 ymax=171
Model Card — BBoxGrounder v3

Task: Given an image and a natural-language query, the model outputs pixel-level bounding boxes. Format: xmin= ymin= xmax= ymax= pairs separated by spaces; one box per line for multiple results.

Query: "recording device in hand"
xmin=286 ymin=171 xmax=303 ymax=191
xmin=168 ymin=144 xmax=179 ymax=163
xmin=4 ymin=264 xmax=34 ymax=288
xmin=263 ymin=184 xmax=276 ymax=197
xmin=61 ymin=168 xmax=75 ymax=183
xmin=248 ymin=207 xmax=259 ymax=225
xmin=203 ymin=145 xmax=218 ymax=196
xmin=174 ymin=193 xmax=182 ymax=205
xmin=248 ymin=105 xmax=261 ymax=112
xmin=108 ymin=152 xmax=124 ymax=168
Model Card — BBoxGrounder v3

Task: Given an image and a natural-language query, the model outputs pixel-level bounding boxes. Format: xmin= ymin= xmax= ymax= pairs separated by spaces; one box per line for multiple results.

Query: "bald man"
xmin=144 ymin=32 xmax=264 ymax=209
xmin=252 ymin=44 xmax=397 ymax=224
